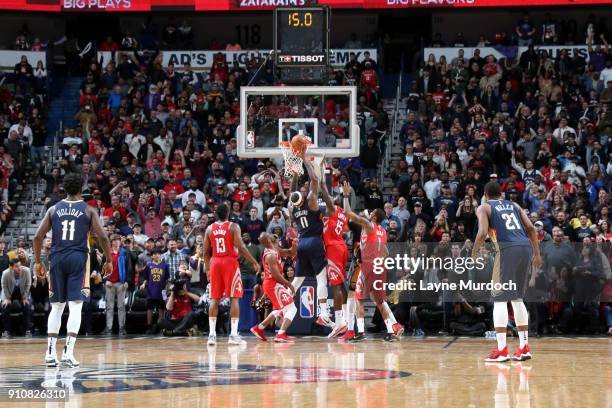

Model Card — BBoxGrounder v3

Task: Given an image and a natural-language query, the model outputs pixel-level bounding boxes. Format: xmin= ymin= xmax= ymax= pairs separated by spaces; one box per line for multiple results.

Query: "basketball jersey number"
xmin=501 ymin=213 xmax=521 ymax=230
xmin=335 ymin=221 xmax=344 ymax=236
xmin=61 ymin=220 xmax=76 ymax=241
xmin=215 ymin=238 xmax=226 ymax=254
xmin=300 ymin=216 xmax=309 ymax=229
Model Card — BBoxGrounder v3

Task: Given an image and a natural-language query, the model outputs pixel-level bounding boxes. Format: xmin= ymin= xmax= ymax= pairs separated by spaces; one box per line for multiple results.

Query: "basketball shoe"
xmin=228 ymin=335 xmax=247 ymax=346
xmin=392 ymin=323 xmax=404 ymax=337
xmin=328 ymin=322 xmax=348 ymax=338
xmin=511 ymin=344 xmax=532 ymax=361
xmin=274 ymin=333 xmax=296 ymax=343
xmin=485 ymin=346 xmax=510 ymax=362
xmin=207 ymin=334 xmax=216 ymax=346
xmin=315 ymin=315 xmax=334 ymax=328
xmin=60 ymin=350 xmax=80 ymax=368
xmin=250 ymin=325 xmax=267 ymax=342
xmin=383 ymin=333 xmax=398 ymax=342
xmin=339 ymin=330 xmax=355 ymax=342
xmin=45 ymin=352 xmax=59 ymax=367
xmin=347 ymin=333 xmax=366 ymax=343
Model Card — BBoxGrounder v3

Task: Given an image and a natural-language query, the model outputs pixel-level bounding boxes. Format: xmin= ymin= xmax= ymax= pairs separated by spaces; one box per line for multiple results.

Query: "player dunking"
xmin=341 ymin=182 xmax=404 ymax=342
xmin=289 ymin=157 xmax=332 ymax=327
xmin=472 ymin=181 xmax=541 ymax=362
xmin=33 ymin=173 xmax=112 ymax=367
xmin=320 ymin=167 xmax=349 ymax=338
xmin=250 ymin=232 xmax=298 ymax=343
xmin=203 ymin=203 xmax=260 ymax=346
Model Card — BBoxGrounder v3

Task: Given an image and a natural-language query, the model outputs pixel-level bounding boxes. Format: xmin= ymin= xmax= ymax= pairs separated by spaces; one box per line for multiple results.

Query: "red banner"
xmin=0 ymin=0 xmax=609 ymax=10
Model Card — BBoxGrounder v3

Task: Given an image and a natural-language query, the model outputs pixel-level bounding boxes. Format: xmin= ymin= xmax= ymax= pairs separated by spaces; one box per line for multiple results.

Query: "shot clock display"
xmin=274 ymin=7 xmax=329 ymax=68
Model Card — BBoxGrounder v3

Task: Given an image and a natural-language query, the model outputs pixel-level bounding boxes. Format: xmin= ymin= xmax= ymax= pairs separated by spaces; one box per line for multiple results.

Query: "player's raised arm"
xmin=319 ymin=162 xmax=335 ymax=217
xmin=33 ymin=206 xmax=54 ymax=278
xmin=341 ymin=182 xmax=373 ymax=233
xmin=471 ymin=203 xmax=490 ymax=258
xmin=87 ymin=206 xmax=113 ymax=277
xmin=303 ymin=156 xmax=319 ymax=211
xmin=514 ymin=202 xmax=542 ymax=271
xmin=231 ymin=223 xmax=260 ymax=273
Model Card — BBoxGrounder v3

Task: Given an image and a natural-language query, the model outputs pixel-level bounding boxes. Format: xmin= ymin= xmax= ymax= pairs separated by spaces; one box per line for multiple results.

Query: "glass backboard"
xmin=237 ymin=86 xmax=359 ymax=158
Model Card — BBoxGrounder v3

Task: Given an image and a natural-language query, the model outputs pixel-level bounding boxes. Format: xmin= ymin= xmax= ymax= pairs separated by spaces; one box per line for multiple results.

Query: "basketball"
xmin=290 ymin=135 xmax=310 ymax=158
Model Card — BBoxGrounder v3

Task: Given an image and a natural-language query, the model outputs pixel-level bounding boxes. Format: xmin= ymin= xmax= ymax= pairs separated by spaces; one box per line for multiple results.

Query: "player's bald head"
xmin=259 ymin=232 xmax=273 ymax=247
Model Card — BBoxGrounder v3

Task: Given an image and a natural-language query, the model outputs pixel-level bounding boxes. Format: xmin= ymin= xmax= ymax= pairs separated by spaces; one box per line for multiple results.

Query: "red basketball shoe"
xmin=274 ymin=333 xmax=296 ymax=343
xmin=339 ymin=330 xmax=355 ymax=342
xmin=392 ymin=323 xmax=405 ymax=338
xmin=485 ymin=346 xmax=510 ymax=362
xmin=250 ymin=325 xmax=267 ymax=342
xmin=511 ymin=344 xmax=532 ymax=361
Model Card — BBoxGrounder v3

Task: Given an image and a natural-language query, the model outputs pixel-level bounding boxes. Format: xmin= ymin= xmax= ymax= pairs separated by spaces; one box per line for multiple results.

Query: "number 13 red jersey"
xmin=210 ymin=221 xmax=238 ymax=258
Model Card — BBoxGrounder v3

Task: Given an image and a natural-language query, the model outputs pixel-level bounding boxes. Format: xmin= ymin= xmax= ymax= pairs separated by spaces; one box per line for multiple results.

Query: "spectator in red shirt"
xmin=156 ymin=279 xmax=201 ymax=336
xmin=162 ymin=173 xmax=185 ymax=196
xmin=99 ymin=36 xmax=119 ymax=52
xmin=103 ymin=195 xmax=127 ymax=223
xmin=360 ymin=62 xmax=378 ymax=90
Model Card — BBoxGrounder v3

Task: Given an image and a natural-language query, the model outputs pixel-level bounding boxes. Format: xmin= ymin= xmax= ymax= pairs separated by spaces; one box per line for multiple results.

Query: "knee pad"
xmin=282 ymin=303 xmax=297 ymax=321
xmin=66 ymin=301 xmax=83 ymax=334
xmin=47 ymin=302 xmax=66 ymax=334
xmin=493 ymin=301 xmax=509 ymax=329
xmin=511 ymin=300 xmax=529 ymax=327
xmin=316 ymin=271 xmax=328 ymax=300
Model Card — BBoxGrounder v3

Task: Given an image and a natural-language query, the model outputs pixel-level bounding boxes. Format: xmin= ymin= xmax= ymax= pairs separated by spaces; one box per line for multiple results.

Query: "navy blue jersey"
xmin=488 ymin=199 xmax=529 ymax=247
xmin=50 ymin=200 xmax=91 ymax=257
xmin=292 ymin=204 xmax=324 ymax=238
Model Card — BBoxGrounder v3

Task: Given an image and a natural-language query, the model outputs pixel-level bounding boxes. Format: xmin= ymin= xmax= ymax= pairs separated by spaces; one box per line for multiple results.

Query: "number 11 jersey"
xmin=51 ymin=200 xmax=91 ymax=257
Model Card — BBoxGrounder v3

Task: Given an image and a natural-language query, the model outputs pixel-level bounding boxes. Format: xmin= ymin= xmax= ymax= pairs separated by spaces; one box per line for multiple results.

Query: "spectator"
xmin=140 ymin=249 xmax=170 ymax=334
xmin=102 ymin=235 xmax=133 ymax=336
xmin=1 ymin=259 xmax=32 ymax=338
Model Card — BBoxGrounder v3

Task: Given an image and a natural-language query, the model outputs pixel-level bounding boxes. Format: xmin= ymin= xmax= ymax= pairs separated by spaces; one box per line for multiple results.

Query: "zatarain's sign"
xmin=63 ymin=0 xmax=132 ymax=9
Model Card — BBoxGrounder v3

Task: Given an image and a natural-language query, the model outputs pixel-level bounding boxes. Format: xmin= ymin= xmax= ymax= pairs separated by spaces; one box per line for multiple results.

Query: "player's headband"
xmin=290 ymin=191 xmax=304 ymax=207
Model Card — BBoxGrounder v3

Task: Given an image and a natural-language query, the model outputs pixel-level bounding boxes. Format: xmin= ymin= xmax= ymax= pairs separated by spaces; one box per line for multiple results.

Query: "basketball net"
xmin=279 ymin=142 xmax=324 ymax=179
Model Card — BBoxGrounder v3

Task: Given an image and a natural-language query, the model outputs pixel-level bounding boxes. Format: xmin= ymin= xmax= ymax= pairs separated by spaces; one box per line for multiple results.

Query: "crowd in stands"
xmin=1 ymin=23 xmax=387 ymax=338
xmin=0 ymin=14 xmax=610 ymax=339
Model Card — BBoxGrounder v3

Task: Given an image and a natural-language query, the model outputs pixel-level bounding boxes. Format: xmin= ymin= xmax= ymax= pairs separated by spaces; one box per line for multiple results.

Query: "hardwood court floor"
xmin=0 ymin=335 xmax=609 ymax=408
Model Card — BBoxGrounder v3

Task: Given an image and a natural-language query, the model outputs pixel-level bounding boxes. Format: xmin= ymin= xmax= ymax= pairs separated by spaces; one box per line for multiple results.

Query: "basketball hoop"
xmin=280 ymin=141 xmax=308 ymax=177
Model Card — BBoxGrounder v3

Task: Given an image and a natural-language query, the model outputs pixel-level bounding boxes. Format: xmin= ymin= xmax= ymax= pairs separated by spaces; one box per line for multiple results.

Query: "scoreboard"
xmin=274 ymin=7 xmax=329 ymax=68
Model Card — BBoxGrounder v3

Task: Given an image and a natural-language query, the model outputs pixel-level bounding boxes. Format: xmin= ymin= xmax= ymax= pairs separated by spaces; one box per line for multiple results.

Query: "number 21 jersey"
xmin=488 ymin=199 xmax=529 ymax=248
xmin=51 ymin=200 xmax=91 ymax=257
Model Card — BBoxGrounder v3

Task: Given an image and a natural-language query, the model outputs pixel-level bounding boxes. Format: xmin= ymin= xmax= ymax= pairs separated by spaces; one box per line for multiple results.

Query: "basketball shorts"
xmin=355 ymin=258 xmax=386 ymax=303
xmin=325 ymin=243 xmax=348 ymax=286
xmin=491 ymin=244 xmax=533 ymax=302
xmin=262 ymin=278 xmax=294 ymax=311
xmin=209 ymin=257 xmax=243 ymax=299
xmin=295 ymin=237 xmax=327 ymax=277
xmin=49 ymin=251 xmax=90 ymax=303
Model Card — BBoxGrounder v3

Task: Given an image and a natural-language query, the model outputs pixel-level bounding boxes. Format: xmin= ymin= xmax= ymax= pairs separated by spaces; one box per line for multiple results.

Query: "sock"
xmin=357 ymin=318 xmax=365 ymax=333
xmin=47 ymin=337 xmax=57 ymax=356
xmin=319 ymin=302 xmax=330 ymax=319
xmin=257 ymin=323 xmax=266 ymax=330
xmin=384 ymin=319 xmax=394 ymax=334
xmin=518 ymin=330 xmax=528 ymax=348
xmin=346 ymin=298 xmax=355 ymax=331
xmin=209 ymin=318 xmax=217 ymax=335
xmin=65 ymin=336 xmax=77 ymax=357
xmin=231 ymin=318 xmax=239 ymax=336
xmin=341 ymin=303 xmax=348 ymax=322
xmin=335 ymin=310 xmax=344 ymax=327
xmin=496 ymin=332 xmax=507 ymax=351
xmin=383 ymin=302 xmax=397 ymax=324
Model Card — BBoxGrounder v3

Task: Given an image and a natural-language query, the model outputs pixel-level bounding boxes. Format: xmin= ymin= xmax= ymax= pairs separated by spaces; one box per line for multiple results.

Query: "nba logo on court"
xmin=246 ymin=131 xmax=255 ymax=148
xmin=300 ymin=286 xmax=315 ymax=318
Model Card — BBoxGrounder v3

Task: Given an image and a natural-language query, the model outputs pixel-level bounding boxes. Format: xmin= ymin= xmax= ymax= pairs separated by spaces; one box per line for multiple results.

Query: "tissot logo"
xmin=278 ymin=55 xmax=326 ymax=64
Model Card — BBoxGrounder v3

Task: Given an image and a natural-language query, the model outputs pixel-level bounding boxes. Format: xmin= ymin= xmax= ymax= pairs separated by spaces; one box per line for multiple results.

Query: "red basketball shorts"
xmin=209 ymin=257 xmax=243 ymax=299
xmin=325 ymin=243 xmax=348 ymax=286
xmin=262 ymin=278 xmax=294 ymax=311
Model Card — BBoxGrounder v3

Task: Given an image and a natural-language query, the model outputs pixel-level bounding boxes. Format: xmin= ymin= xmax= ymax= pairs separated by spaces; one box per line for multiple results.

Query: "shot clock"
xmin=274 ymin=6 xmax=330 ymax=70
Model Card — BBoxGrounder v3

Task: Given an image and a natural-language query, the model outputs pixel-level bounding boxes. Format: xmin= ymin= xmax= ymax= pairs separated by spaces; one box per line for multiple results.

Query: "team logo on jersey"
xmin=0 ymin=362 xmax=410 ymax=394
xmin=300 ymin=286 xmax=315 ymax=318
